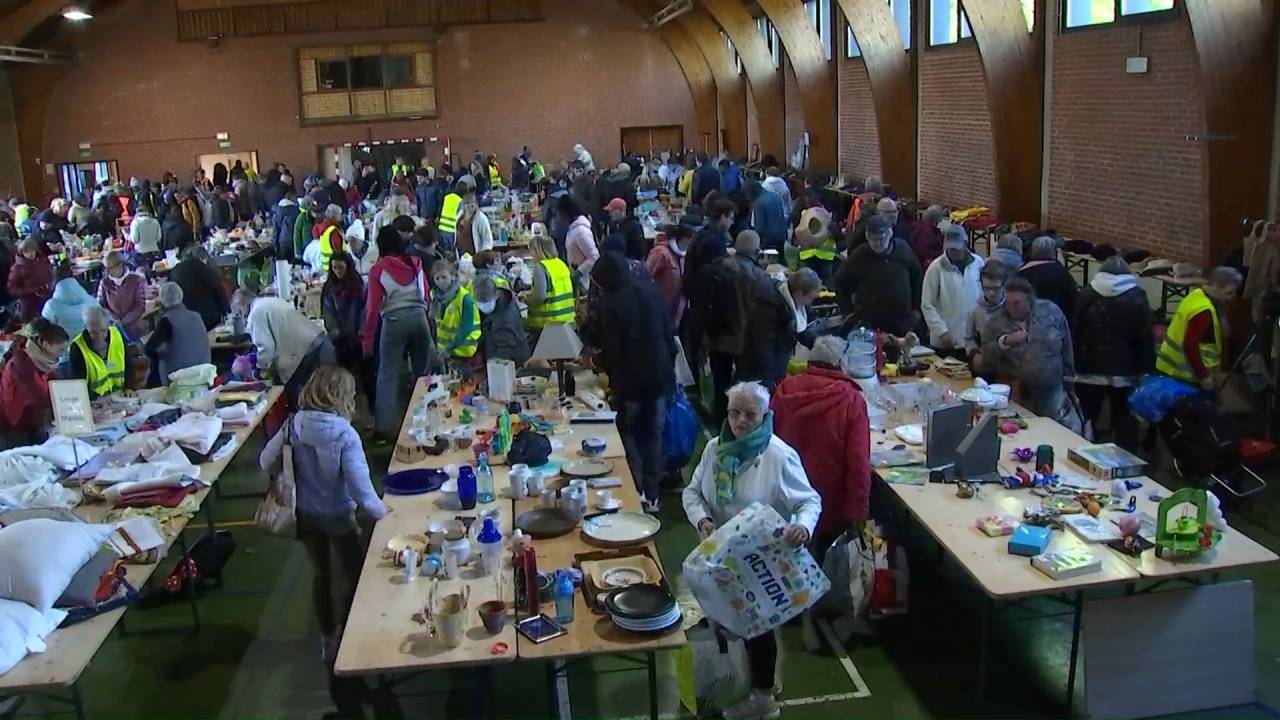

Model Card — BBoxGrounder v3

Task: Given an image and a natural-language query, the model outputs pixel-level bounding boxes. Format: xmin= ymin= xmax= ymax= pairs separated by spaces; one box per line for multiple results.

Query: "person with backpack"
xmin=258 ymin=365 xmax=386 ymax=717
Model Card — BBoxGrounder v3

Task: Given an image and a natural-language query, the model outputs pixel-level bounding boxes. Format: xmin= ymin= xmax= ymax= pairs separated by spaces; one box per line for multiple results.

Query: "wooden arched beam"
xmin=678 ymin=9 xmax=748 ymax=157
xmin=0 ymin=0 xmax=67 ymax=45
xmin=702 ymin=0 xmax=785 ymax=161
xmin=756 ymin=0 xmax=836 ymax=170
xmin=834 ymin=0 xmax=916 ymax=196
xmin=618 ymin=0 xmax=719 ymax=155
xmin=963 ymin=0 xmax=1044 ymax=222
xmin=1185 ymin=0 xmax=1278 ymax=264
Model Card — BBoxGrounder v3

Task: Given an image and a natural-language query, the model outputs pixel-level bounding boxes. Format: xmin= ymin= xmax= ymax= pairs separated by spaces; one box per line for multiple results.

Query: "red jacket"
xmin=0 ymin=341 xmax=53 ymax=433
xmin=771 ymin=365 xmax=872 ymax=537
xmin=7 ymin=253 xmax=54 ymax=322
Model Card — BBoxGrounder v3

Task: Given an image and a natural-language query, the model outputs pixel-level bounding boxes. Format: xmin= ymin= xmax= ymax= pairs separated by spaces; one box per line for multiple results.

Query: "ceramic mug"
xmin=540 ymin=488 xmax=557 ymax=509
xmin=431 ymin=591 xmax=469 ymax=648
xmin=581 ymin=436 xmax=607 ymax=456
xmin=509 ymin=470 xmax=528 ymax=500
xmin=526 ymin=470 xmax=546 ymax=493
xmin=478 ymin=600 xmax=507 ymax=635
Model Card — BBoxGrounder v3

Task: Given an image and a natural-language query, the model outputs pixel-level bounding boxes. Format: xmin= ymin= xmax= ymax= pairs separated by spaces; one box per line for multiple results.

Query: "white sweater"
xmin=246 ymin=297 xmax=322 ymax=383
xmin=682 ymin=435 xmax=822 ymax=535
xmin=921 ymin=253 xmax=985 ymax=349
xmin=129 ymin=213 xmax=162 ymax=254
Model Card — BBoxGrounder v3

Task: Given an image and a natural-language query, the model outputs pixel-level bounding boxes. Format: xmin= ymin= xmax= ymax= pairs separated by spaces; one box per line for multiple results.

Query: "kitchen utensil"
xmin=600 ymin=565 xmax=646 ymax=589
xmin=604 ymin=583 xmax=676 ymax=620
xmin=384 ymin=468 xmax=447 ymax=495
xmin=562 ymin=458 xmax=614 ymax=478
xmin=515 ymin=507 xmax=579 ymax=538
xmin=478 ymin=600 xmax=507 ymax=635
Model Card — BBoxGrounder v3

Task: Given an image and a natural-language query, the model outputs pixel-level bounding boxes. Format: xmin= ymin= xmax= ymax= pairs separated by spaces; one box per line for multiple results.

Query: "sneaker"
xmin=722 ymin=690 xmax=781 ymax=720
xmin=642 ymin=495 xmax=660 ymax=515
xmin=320 ymin=634 xmax=338 ymax=665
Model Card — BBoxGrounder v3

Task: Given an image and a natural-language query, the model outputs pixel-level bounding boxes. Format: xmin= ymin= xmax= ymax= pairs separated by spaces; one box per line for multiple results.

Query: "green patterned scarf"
xmin=714 ymin=412 xmax=774 ymax=505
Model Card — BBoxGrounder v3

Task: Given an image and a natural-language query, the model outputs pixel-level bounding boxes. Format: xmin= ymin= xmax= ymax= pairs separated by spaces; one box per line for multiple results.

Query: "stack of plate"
xmin=604 ymin=584 xmax=681 ymax=634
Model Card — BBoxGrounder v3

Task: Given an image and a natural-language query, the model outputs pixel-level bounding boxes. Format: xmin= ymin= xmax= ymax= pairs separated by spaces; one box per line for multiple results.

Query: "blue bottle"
xmin=476 ymin=453 xmax=496 ymax=504
xmin=457 ymin=465 xmax=477 ymax=510
xmin=554 ymin=570 xmax=575 ymax=625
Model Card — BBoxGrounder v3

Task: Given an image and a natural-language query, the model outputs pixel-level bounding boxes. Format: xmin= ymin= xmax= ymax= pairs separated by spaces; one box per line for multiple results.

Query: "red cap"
xmin=603 ymin=198 xmax=627 ymax=213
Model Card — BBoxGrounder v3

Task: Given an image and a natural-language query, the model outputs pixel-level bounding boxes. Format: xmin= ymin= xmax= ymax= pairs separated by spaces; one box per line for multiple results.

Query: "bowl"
xmin=581 ymin=437 xmax=608 ymax=456
xmin=440 ymin=479 xmax=459 ymax=508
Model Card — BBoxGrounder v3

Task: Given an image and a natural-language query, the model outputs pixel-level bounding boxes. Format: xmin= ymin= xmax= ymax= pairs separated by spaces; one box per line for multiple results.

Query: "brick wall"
xmin=918 ymin=43 xmax=996 ymax=210
xmin=0 ymin=67 xmax=24 ymax=198
xmin=783 ymin=56 xmax=805 ymax=166
xmin=1046 ymin=8 xmax=1206 ymax=261
xmin=23 ymin=0 xmax=695 ymax=197
xmin=837 ymin=52 xmax=881 ymax=183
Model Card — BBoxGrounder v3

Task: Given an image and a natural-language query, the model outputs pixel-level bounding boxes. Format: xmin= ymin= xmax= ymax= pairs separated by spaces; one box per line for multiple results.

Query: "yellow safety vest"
xmin=530 ymin=162 xmax=546 ymax=183
xmin=799 ymin=237 xmax=837 ymax=262
xmin=319 ymin=225 xmax=345 ymax=273
xmin=678 ymin=169 xmax=694 ymax=198
xmin=1156 ymin=288 xmax=1221 ymax=383
xmin=437 ymin=286 xmax=481 ymax=358
xmin=438 ymin=193 xmax=463 ymax=235
xmin=527 ymin=258 xmax=575 ymax=328
xmin=73 ymin=327 xmax=126 ymax=397
xmin=391 ymin=163 xmax=410 ymax=180
xmin=488 ymin=165 xmax=502 ymax=187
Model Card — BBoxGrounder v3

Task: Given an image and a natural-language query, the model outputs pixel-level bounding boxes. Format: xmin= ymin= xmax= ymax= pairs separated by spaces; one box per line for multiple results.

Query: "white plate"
xmin=562 ymin=458 xmax=614 ymax=478
xmin=893 ymin=424 xmax=924 ymax=446
xmin=583 ymin=512 xmax=661 ymax=546
xmin=596 ymin=498 xmax=623 ymax=511
xmin=910 ymin=345 xmax=936 ymax=358
xmin=600 ymin=566 xmax=647 ymax=589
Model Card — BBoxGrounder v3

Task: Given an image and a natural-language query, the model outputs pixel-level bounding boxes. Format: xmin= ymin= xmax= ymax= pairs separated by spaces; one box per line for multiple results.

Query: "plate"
xmin=583 ymin=512 xmax=661 ymax=546
xmin=515 ymin=508 xmax=579 ymax=539
xmin=595 ymin=498 xmax=623 ymax=511
xmin=612 ymin=613 xmax=683 ymax=635
xmin=385 ymin=533 xmax=428 ymax=561
xmin=384 ymin=468 xmax=448 ymax=495
xmin=562 ymin=458 xmax=614 ymax=478
xmin=605 ymin=584 xmax=676 ymax=620
xmin=600 ymin=566 xmax=647 ymax=589
xmin=611 ymin=605 xmax=682 ymax=630
xmin=893 ymin=424 xmax=924 ymax=446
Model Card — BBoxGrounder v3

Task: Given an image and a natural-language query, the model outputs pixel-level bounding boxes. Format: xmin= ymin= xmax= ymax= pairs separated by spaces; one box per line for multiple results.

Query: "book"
xmin=1063 ymin=515 xmax=1121 ymax=543
xmin=1067 ymin=443 xmax=1148 ymax=479
xmin=1032 ymin=549 xmax=1102 ymax=580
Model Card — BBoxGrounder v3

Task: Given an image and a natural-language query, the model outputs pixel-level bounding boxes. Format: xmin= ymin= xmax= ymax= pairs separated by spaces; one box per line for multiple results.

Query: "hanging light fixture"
xmin=62 ymin=7 xmax=93 ymax=21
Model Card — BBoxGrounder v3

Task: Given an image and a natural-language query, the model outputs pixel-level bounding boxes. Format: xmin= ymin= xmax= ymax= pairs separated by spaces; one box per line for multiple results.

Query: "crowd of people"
xmin=0 ymin=141 xmax=1250 ymax=720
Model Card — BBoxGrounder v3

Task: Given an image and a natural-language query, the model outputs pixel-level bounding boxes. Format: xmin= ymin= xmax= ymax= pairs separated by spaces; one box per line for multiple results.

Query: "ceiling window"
xmin=803 ymin=0 xmax=833 ymax=61
xmin=931 ymin=0 xmax=1035 ymax=47
xmin=757 ymin=15 xmax=781 ymax=67
xmin=722 ymin=31 xmax=742 ymax=74
xmin=845 ymin=0 xmax=910 ymax=58
xmin=1066 ymin=0 xmax=1174 ymax=28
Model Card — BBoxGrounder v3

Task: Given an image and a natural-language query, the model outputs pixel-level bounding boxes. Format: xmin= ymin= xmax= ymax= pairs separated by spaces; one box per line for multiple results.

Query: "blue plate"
xmin=384 ymin=468 xmax=447 ymax=495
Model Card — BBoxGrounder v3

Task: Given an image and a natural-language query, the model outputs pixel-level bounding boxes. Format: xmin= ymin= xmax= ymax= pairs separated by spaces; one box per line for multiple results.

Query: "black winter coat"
xmin=1019 ymin=261 xmax=1079 ymax=324
xmin=169 ymin=258 xmax=230 ymax=330
xmin=1073 ymin=284 xmax=1154 ymax=378
xmin=589 ymin=254 xmax=675 ymax=403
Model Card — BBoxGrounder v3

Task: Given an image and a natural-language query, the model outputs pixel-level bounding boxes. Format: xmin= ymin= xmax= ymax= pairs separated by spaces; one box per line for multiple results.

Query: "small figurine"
xmin=1012 ymin=447 xmax=1035 ymax=463
xmin=956 ymin=481 xmax=977 ymax=499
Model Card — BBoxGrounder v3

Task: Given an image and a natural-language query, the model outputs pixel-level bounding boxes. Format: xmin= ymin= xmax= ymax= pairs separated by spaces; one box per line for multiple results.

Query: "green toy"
xmin=1154 ymin=488 xmax=1222 ymax=559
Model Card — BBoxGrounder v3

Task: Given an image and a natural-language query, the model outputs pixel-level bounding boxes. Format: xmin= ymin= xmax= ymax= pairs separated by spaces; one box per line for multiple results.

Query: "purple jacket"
xmin=97 ymin=272 xmax=147 ymax=340
xmin=259 ymin=410 xmax=387 ymax=521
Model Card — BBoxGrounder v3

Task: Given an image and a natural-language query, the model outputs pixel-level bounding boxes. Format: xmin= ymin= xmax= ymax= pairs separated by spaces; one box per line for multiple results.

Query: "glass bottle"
xmin=476 ymin=453 xmax=495 ymax=504
xmin=554 ymin=570 xmax=575 ymax=625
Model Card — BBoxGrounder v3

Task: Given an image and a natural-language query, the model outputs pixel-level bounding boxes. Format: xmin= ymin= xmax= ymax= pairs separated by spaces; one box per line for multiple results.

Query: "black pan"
xmin=604 ymin=584 xmax=676 ymax=620
xmin=515 ymin=508 xmax=579 ymax=539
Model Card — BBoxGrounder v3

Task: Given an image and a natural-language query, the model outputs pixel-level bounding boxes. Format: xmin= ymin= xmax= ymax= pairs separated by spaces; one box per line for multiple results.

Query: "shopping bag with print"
xmin=682 ymin=503 xmax=830 ymax=640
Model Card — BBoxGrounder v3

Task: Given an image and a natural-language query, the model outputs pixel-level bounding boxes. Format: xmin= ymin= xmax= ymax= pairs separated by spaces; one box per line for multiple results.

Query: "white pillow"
xmin=0 ymin=519 xmax=112 ymax=612
xmin=0 ymin=598 xmax=67 ymax=674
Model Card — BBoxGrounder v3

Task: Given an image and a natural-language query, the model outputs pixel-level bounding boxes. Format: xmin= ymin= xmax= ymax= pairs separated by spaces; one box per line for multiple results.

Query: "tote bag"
xmin=253 ymin=417 xmax=297 ymax=537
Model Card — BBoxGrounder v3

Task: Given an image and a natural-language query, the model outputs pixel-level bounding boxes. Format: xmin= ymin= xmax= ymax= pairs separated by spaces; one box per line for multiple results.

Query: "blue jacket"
xmin=720 ymin=163 xmax=742 ymax=195
xmin=42 ymin=278 xmax=98 ymax=342
xmin=259 ymin=410 xmax=387 ymax=520
xmin=751 ymin=189 xmax=788 ymax=249
xmin=271 ymin=199 xmax=301 ymax=261
xmin=415 ymin=183 xmax=442 ymax=221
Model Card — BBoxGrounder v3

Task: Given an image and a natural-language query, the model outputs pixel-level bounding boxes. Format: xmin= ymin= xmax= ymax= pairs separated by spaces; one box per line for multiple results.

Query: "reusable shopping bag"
xmin=682 ymin=503 xmax=830 ymax=640
xmin=676 ymin=619 xmax=750 ymax=716
xmin=662 ymin=387 xmax=698 ymax=473
xmin=253 ymin=418 xmax=296 ymax=537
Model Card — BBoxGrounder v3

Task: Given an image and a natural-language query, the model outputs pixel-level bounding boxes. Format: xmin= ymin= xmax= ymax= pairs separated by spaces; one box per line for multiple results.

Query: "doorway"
xmin=318 ymin=141 xmax=426 ymax=183
xmin=197 ymin=151 xmax=259 ymax=188
xmin=57 ymin=160 xmax=119 ymax=200
xmin=620 ymin=125 xmax=684 ymax=160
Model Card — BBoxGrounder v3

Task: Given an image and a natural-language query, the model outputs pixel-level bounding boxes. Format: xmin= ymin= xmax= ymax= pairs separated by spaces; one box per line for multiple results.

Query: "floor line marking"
xmin=610 ymin=692 xmax=865 ymax=720
xmin=815 ymin=617 xmax=873 ymax=699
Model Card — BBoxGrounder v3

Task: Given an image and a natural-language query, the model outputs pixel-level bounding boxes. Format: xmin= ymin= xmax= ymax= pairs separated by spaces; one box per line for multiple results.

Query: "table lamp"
xmin=529 ymin=323 xmax=583 ymax=398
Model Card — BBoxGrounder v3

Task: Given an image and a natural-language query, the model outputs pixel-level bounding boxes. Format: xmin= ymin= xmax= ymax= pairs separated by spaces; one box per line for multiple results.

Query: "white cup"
xmin=595 ymin=489 xmax=614 ymax=506
xmin=527 ymin=470 xmax=546 ymax=493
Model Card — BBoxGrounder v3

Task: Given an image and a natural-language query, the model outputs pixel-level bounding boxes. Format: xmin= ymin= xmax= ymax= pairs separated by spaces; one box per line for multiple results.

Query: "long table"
xmin=876 ymin=412 xmax=1277 ymax=712
xmin=0 ymin=386 xmax=284 ymax=718
xmin=336 ymin=377 xmax=685 ymax=720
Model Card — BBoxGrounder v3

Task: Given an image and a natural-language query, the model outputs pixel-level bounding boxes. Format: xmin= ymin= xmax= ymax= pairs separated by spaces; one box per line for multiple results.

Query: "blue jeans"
xmin=619 ymin=396 xmax=667 ymax=502
xmin=375 ymin=307 xmax=432 ymax=436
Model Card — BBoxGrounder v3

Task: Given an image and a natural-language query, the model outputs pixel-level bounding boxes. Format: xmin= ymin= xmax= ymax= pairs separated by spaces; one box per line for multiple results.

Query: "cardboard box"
xmin=1068 ymin=443 xmax=1148 ymax=479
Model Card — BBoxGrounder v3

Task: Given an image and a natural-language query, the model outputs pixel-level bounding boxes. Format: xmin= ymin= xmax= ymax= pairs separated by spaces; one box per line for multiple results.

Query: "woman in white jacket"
xmin=683 ymin=381 xmax=821 ymax=720
xmin=921 ymin=225 xmax=985 ymax=354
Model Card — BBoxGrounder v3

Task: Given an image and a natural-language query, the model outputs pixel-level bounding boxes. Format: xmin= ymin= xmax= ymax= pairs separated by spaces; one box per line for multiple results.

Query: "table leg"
xmin=471 ymin=666 xmax=492 ymax=719
xmin=71 ymin=680 xmax=86 ymax=720
xmin=1065 ymin=592 xmax=1083 ymax=716
xmin=175 ymin=531 xmax=201 ymax=636
xmin=647 ymin=650 xmax=658 ymax=720
xmin=976 ymin=595 xmax=994 ymax=705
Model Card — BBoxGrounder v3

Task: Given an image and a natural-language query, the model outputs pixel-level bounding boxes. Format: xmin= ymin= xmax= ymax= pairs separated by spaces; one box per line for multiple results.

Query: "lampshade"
xmin=529 ymin=323 xmax=583 ymax=363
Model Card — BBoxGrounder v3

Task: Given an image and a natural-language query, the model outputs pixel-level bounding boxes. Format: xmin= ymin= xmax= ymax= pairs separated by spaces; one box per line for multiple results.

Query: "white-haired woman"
xmin=683 ymin=381 xmax=821 ymax=720
xmin=144 ymin=282 xmax=211 ymax=385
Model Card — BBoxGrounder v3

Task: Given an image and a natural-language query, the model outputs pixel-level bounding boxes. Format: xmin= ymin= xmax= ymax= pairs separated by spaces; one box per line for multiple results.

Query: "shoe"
xmin=320 ymin=633 xmax=338 ymax=665
xmin=721 ymin=690 xmax=781 ymax=720
xmin=642 ymin=495 xmax=660 ymax=515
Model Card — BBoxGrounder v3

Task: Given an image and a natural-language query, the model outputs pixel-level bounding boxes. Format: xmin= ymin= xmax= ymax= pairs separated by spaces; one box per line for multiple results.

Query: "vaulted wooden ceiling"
xmin=2 ymin=0 xmax=1274 ymax=252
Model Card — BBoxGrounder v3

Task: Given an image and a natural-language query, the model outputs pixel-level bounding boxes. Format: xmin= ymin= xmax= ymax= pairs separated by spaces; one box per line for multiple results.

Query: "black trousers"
xmin=745 ymin=631 xmax=777 ymax=690
xmin=1077 ymin=384 xmax=1139 ymax=452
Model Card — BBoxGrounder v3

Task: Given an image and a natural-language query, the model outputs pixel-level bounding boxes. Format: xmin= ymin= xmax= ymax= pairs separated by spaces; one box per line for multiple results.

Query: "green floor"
xmin=10 ymin=424 xmax=1280 ymax=719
